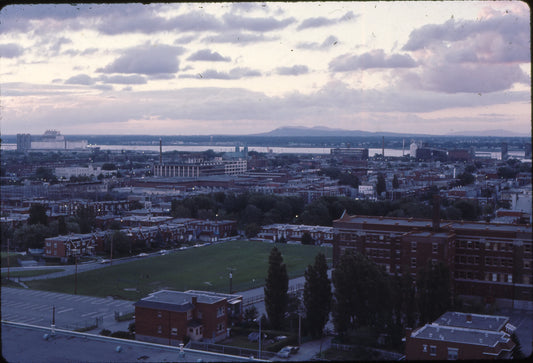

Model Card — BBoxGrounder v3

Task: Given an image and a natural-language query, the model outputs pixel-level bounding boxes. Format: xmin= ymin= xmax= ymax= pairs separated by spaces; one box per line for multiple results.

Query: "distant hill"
xmin=253 ymin=126 xmax=427 ymax=137
xmin=446 ymin=129 xmax=531 ymax=137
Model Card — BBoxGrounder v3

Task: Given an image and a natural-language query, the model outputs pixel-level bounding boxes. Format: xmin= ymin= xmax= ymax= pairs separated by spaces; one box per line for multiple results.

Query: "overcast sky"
xmin=0 ymin=1 xmax=530 ymax=136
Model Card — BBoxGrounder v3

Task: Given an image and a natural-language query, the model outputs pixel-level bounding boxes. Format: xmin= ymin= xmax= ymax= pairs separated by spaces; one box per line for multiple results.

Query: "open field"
xmin=25 ymin=241 xmax=331 ymax=300
xmin=1 ymin=268 xmax=64 ymax=278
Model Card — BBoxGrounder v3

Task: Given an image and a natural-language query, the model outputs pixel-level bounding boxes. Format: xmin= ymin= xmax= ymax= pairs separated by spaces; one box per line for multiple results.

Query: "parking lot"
xmin=1 ymin=287 xmax=134 ymax=332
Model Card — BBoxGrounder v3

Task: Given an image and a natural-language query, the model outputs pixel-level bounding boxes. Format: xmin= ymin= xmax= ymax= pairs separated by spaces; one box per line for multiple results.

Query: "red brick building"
xmin=405 ymin=311 xmax=515 ymax=360
xmin=332 ymin=212 xmax=532 ymax=308
xmin=44 ymin=232 xmax=105 ymax=261
xmin=134 ymin=290 xmax=243 ymax=346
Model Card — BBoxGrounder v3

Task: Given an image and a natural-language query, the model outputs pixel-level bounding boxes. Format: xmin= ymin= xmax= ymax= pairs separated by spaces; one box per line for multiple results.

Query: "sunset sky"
xmin=0 ymin=1 xmax=530 ymax=136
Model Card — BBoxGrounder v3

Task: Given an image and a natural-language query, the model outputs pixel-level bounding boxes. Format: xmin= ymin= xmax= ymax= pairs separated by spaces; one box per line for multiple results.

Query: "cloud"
xmin=0 ymin=43 xmax=23 ymax=58
xmin=276 ymin=65 xmax=309 ymax=76
xmin=297 ymin=10 xmax=358 ymax=30
xmin=98 ymin=44 xmax=184 ymax=76
xmin=187 ymin=49 xmax=231 ymax=62
xmin=401 ymin=63 xmax=530 ymax=94
xmin=202 ymin=32 xmax=278 ymax=44
xmin=99 ymin=75 xmax=147 ymax=85
xmin=64 ymin=74 xmax=95 ymax=85
xmin=296 ymin=35 xmax=339 ymax=50
xmin=329 ymin=50 xmax=417 ymax=71
xmin=191 ymin=67 xmax=262 ymax=80
xmin=222 ymin=13 xmax=295 ymax=32
xmin=403 ymin=13 xmax=530 ymax=63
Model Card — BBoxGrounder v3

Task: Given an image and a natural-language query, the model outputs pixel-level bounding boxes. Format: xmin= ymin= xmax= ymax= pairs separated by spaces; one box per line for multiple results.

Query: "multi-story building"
xmin=134 ymin=290 xmax=243 ymax=346
xmin=153 ymin=160 xmax=247 ymax=178
xmin=258 ymin=224 xmax=335 ymax=245
xmin=405 ymin=311 xmax=515 ymax=360
xmin=44 ymin=232 xmax=106 ymax=261
xmin=332 ymin=209 xmax=533 ymax=309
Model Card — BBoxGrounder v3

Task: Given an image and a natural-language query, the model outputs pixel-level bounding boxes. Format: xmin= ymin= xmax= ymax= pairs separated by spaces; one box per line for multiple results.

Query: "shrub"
xmin=99 ymin=329 xmax=111 ymax=336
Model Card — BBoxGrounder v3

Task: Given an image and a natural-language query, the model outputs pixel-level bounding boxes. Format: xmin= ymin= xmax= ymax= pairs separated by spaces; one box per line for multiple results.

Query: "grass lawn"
xmin=1 ymin=268 xmax=65 ymax=278
xmin=25 ymin=240 xmax=331 ymax=300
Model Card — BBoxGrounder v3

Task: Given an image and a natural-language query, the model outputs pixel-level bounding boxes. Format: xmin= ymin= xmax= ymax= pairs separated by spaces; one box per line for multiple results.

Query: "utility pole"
xmin=7 ymin=238 xmax=10 ymax=280
xmin=74 ymin=255 xmax=78 ymax=295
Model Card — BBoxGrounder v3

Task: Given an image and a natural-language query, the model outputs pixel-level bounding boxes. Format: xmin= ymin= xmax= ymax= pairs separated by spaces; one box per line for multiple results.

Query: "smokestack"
xmin=433 ymin=194 xmax=440 ymax=232
xmin=159 ymin=138 xmax=162 ymax=165
xmin=382 ymin=136 xmax=385 ymax=157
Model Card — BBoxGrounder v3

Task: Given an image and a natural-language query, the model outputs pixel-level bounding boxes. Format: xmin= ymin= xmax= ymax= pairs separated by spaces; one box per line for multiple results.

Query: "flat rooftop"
xmin=412 ymin=324 xmax=510 ymax=348
xmin=135 ymin=290 xmax=226 ymax=310
xmin=435 ymin=311 xmax=508 ymax=332
xmin=1 ymin=322 xmax=260 ymax=362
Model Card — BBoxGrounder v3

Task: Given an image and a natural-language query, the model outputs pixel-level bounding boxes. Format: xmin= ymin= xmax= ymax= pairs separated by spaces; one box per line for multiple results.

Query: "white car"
xmin=276 ymin=347 xmax=292 ymax=358
xmin=100 ymin=259 xmax=111 ymax=264
xmin=137 ymin=253 xmax=148 ymax=258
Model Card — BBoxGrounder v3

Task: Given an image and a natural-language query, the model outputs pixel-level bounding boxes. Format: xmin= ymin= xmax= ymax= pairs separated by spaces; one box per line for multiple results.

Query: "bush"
xmin=99 ymin=329 xmax=111 ymax=336
xmin=265 ymin=334 xmax=298 ymax=352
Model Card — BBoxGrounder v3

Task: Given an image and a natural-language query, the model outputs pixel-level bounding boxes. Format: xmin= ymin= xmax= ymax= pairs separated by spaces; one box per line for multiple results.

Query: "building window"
xmin=217 ymin=306 xmax=225 ymax=317
xmin=448 ymin=348 xmax=458 ymax=360
xmin=411 ymin=242 xmax=417 ymax=253
xmin=429 ymin=345 xmax=436 ymax=356
xmin=492 ymin=273 xmax=498 ymax=282
xmin=157 ymin=325 xmax=162 ymax=334
xmin=422 ymin=344 xmax=427 ymax=353
xmin=432 ymin=243 xmax=438 ymax=254
xmin=171 ymin=328 xmax=178 ymax=335
xmin=508 ymin=274 xmax=513 ymax=283
xmin=187 ymin=310 xmax=192 ymax=320
xmin=411 ymin=257 xmax=417 ymax=269
xmin=157 ymin=311 xmax=162 ymax=318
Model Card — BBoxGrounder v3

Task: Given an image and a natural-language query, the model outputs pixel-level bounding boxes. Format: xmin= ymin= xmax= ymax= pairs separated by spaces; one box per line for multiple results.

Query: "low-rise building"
xmin=134 ymin=290 xmax=242 ymax=346
xmin=405 ymin=311 xmax=515 ymax=360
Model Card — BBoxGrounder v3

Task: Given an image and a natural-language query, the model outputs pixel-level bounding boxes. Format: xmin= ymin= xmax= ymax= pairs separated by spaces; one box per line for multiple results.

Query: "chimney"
xmin=192 ymin=296 xmax=197 ymax=306
xmin=432 ymin=194 xmax=440 ymax=232
xmin=159 ymin=138 xmax=162 ymax=165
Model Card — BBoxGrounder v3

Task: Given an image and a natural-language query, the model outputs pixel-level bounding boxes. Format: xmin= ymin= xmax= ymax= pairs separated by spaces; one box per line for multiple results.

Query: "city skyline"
xmin=0 ymin=1 xmax=530 ymax=136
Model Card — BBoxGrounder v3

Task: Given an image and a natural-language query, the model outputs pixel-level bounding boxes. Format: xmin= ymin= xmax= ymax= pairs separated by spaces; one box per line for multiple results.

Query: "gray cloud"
xmin=180 ymin=67 xmax=261 ymax=80
xmin=297 ymin=11 xmax=357 ymax=30
xmin=296 ymin=35 xmax=339 ymax=50
xmin=222 ymin=13 xmax=295 ymax=32
xmin=99 ymin=75 xmax=147 ymax=85
xmin=0 ymin=43 xmax=24 ymax=58
xmin=187 ymin=49 xmax=231 ymax=62
xmin=98 ymin=44 xmax=184 ymax=75
xmin=64 ymin=74 xmax=95 ymax=85
xmin=403 ymin=14 xmax=530 ymax=63
xmin=276 ymin=65 xmax=309 ymax=76
xmin=202 ymin=32 xmax=278 ymax=44
xmin=329 ymin=50 xmax=417 ymax=71
xmin=401 ymin=63 xmax=530 ymax=94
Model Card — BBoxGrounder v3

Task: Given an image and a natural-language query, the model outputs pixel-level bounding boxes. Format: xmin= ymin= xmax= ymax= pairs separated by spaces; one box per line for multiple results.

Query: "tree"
xmin=392 ymin=174 xmax=399 ymax=189
xmin=332 ymin=251 xmax=393 ymax=337
xmin=244 ymin=306 xmax=259 ymax=323
xmin=510 ymin=332 xmax=525 ymax=360
xmin=264 ymin=247 xmax=289 ymax=330
xmin=376 ymin=173 xmax=386 ymax=197
xmin=301 ymin=231 xmax=315 ymax=245
xmin=28 ymin=204 xmax=48 ymax=226
xmin=417 ymin=261 xmax=451 ymax=324
xmin=76 ymin=205 xmax=96 ymax=234
xmin=304 ymin=253 xmax=332 ymax=337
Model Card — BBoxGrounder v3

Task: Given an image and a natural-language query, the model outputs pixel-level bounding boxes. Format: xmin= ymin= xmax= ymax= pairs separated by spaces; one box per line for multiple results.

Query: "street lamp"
xmin=254 ymin=317 xmax=262 ymax=359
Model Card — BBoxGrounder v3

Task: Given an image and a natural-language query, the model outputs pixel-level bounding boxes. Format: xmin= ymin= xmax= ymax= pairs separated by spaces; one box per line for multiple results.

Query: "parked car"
xmin=100 ymin=259 xmax=111 ymax=264
xmin=137 ymin=253 xmax=148 ymax=258
xmin=276 ymin=346 xmax=292 ymax=358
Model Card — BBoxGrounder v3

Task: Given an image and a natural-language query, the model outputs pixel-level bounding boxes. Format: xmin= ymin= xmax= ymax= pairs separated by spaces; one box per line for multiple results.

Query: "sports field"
xmin=25 ymin=240 xmax=331 ymax=300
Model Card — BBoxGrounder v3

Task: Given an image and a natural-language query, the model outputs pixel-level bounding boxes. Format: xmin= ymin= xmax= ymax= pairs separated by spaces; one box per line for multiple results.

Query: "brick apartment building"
xmin=332 ymin=206 xmax=532 ymax=308
xmin=134 ymin=290 xmax=243 ymax=346
xmin=405 ymin=311 xmax=515 ymax=360
xmin=44 ymin=232 xmax=105 ymax=262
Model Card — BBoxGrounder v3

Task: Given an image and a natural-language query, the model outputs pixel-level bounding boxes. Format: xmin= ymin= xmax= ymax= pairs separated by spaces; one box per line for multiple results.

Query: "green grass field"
xmin=25 ymin=241 xmax=331 ymax=300
xmin=1 ymin=268 xmax=65 ymax=278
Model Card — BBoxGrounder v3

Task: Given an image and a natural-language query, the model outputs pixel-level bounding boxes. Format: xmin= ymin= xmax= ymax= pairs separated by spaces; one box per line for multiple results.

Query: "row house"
xmin=44 ymin=232 xmax=106 ymax=262
xmin=333 ymin=211 xmax=532 ymax=309
xmin=258 ymin=224 xmax=334 ymax=245
xmin=406 ymin=311 xmax=515 ymax=360
xmin=134 ymin=290 xmax=242 ymax=346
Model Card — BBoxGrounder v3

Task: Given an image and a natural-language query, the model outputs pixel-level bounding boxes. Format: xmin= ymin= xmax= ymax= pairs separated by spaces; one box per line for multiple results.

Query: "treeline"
xmin=171 ymin=193 xmax=484 ymax=236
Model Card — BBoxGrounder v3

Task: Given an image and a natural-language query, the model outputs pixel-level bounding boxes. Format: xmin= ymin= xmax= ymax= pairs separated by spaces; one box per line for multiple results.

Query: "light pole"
xmin=257 ymin=318 xmax=262 ymax=359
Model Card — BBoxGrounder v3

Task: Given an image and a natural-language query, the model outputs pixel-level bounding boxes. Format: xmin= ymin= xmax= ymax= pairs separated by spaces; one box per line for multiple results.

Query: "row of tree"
xmin=263 ymin=247 xmax=453 ymax=348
